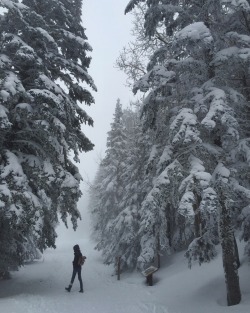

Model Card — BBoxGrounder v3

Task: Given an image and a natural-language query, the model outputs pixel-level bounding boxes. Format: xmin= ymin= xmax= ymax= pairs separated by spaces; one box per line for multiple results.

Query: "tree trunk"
xmin=233 ymin=234 xmax=240 ymax=269
xmin=219 ymin=198 xmax=241 ymax=306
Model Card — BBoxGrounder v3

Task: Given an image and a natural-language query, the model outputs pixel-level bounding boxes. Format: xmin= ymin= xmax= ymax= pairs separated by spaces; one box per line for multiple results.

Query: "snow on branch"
xmin=0 ymin=71 xmax=25 ymax=102
xmin=178 ymin=191 xmax=195 ymax=218
xmin=178 ymin=155 xmax=212 ymax=218
xmin=212 ymin=162 xmax=230 ymax=184
xmin=175 ymin=22 xmax=213 ymax=46
xmin=1 ymin=150 xmax=26 ymax=183
xmin=38 ymin=74 xmax=64 ymax=95
xmin=35 ymin=27 xmax=56 ymax=44
xmin=62 ymin=30 xmax=93 ymax=51
xmin=0 ymin=0 xmax=28 ymax=10
xmin=0 ymin=104 xmax=11 ymax=129
xmin=221 ymin=0 xmax=250 ymax=11
xmin=185 ymin=234 xmax=217 ymax=268
xmin=170 ymin=108 xmax=201 ymax=146
xmin=0 ymin=54 xmax=12 ymax=69
xmin=133 ymin=64 xmax=175 ymax=94
xmin=226 ymin=32 xmax=250 ymax=47
xmin=212 ymin=47 xmax=238 ymax=66
xmin=28 ymin=89 xmax=62 ymax=107
xmin=201 ymin=88 xmax=227 ymax=130
xmin=233 ymin=139 xmax=250 ymax=165
xmin=52 ymin=56 xmax=97 ymax=91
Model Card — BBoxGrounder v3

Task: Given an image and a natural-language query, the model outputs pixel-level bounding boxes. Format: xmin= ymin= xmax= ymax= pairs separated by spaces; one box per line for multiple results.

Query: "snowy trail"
xmin=1 ymin=219 xmax=250 ymax=313
xmin=0 ymin=234 xmax=169 ymax=313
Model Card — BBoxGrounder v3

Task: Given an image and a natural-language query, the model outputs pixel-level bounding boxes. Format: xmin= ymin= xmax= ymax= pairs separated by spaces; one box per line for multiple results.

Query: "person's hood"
xmin=73 ymin=244 xmax=80 ymax=252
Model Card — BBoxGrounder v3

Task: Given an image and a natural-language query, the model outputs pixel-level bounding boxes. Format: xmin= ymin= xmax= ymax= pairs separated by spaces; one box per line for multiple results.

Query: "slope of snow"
xmin=1 ymin=215 xmax=250 ymax=313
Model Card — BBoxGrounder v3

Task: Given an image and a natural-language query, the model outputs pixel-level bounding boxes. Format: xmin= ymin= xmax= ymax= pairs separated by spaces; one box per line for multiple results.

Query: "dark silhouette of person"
xmin=65 ymin=244 xmax=84 ymax=293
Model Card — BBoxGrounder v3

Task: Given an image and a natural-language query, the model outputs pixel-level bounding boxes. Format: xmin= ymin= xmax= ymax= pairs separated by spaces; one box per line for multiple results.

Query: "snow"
xmin=148 ymin=145 xmax=158 ymax=165
xmin=1 ymin=215 xmax=250 ymax=313
xmin=28 ymin=89 xmax=62 ymax=106
xmin=170 ymin=108 xmax=201 ymax=145
xmin=38 ymin=74 xmax=64 ymax=95
xmin=175 ymin=22 xmax=213 ymax=45
xmin=1 ymin=72 xmax=25 ymax=101
xmin=61 ymin=173 xmax=79 ymax=189
xmin=0 ymin=0 xmax=28 ymax=10
xmin=16 ymin=102 xmax=32 ymax=112
xmin=237 ymin=139 xmax=250 ymax=164
xmin=213 ymin=47 xmax=239 ymax=65
xmin=36 ymin=27 xmax=55 ymax=44
xmin=179 ymin=191 xmax=195 ymax=217
xmin=0 ymin=54 xmax=11 ymax=68
xmin=106 ymin=180 xmax=115 ymax=192
xmin=201 ymin=88 xmax=227 ymax=130
xmin=62 ymin=30 xmax=93 ymax=51
xmin=226 ymin=32 xmax=250 ymax=47
xmin=0 ymin=104 xmax=9 ymax=118
xmin=221 ymin=0 xmax=250 ymax=10
xmin=53 ymin=117 xmax=66 ymax=132
xmin=212 ymin=162 xmax=230 ymax=183
xmin=133 ymin=66 xmax=175 ymax=93
xmin=157 ymin=145 xmax=173 ymax=171
xmin=1 ymin=151 xmax=25 ymax=181
xmin=43 ymin=160 xmax=55 ymax=176
xmin=238 ymin=48 xmax=250 ymax=60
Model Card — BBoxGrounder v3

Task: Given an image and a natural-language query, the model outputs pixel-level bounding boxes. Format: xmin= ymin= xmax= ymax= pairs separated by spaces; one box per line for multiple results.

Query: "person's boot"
xmin=65 ymin=284 xmax=72 ymax=292
xmin=79 ymin=282 xmax=83 ymax=293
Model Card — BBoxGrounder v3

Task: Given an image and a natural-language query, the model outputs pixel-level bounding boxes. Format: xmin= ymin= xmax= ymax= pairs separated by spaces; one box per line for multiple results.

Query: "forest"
xmin=89 ymin=0 xmax=250 ymax=307
xmin=0 ymin=0 xmax=250 ymax=308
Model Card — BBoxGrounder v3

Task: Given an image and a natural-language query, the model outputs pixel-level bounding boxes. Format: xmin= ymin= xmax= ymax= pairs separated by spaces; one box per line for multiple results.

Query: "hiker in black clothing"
xmin=65 ymin=244 xmax=84 ymax=293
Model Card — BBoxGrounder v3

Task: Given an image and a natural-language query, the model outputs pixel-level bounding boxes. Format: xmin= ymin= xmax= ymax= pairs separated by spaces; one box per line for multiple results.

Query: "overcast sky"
xmin=79 ymin=0 xmax=134 ymax=184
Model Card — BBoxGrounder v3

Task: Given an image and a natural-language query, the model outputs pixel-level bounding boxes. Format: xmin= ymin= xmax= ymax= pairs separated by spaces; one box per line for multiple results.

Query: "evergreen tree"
xmin=0 ymin=0 xmax=95 ymax=273
xmin=125 ymin=0 xmax=250 ymax=305
xmin=89 ymin=100 xmax=128 ymax=261
xmin=102 ymin=107 xmax=154 ymax=271
xmin=89 ymin=102 xmax=153 ymax=271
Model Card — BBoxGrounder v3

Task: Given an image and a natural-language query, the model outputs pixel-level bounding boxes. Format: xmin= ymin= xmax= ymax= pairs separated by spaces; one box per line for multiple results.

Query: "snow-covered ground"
xmin=1 ymin=215 xmax=250 ymax=313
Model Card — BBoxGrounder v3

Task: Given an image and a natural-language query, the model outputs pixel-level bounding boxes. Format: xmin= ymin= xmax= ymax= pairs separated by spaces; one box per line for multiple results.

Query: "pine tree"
xmin=89 ymin=100 xmax=128 ymax=261
xmin=104 ymin=107 xmax=155 ymax=271
xmin=125 ymin=0 xmax=250 ymax=305
xmin=89 ymin=102 xmax=153 ymax=271
xmin=0 ymin=0 xmax=95 ymax=272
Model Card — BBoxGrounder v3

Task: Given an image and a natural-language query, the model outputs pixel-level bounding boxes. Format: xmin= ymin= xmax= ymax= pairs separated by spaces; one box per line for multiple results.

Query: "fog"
xmin=56 ymin=0 xmax=134 ymax=243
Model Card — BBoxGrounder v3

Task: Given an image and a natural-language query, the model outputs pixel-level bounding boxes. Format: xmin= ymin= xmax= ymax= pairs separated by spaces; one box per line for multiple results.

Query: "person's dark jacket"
xmin=73 ymin=245 xmax=82 ymax=268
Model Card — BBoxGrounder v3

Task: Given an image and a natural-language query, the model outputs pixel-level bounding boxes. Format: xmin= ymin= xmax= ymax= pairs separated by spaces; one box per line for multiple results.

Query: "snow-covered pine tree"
xmin=89 ymin=100 xmax=128 ymax=260
xmin=125 ymin=1 xmax=217 ymax=267
xmin=0 ymin=0 xmax=95 ymax=273
xmin=104 ymin=106 xmax=155 ymax=271
xmin=89 ymin=101 xmax=155 ymax=271
xmin=125 ymin=0 xmax=250 ymax=305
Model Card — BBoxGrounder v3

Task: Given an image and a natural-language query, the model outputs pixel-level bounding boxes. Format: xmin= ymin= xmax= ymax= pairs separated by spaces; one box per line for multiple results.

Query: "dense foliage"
xmin=90 ymin=0 xmax=250 ymax=306
xmin=0 ymin=0 xmax=95 ymax=274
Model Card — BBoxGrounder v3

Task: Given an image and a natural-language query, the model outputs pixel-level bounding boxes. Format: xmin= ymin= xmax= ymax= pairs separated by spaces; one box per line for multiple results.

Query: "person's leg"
xmin=70 ymin=268 xmax=77 ymax=285
xmin=77 ymin=267 xmax=83 ymax=292
xmin=65 ymin=268 xmax=77 ymax=292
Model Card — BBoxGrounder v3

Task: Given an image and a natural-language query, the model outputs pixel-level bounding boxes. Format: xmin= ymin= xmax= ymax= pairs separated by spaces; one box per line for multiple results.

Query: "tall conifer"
xmin=0 ymin=0 xmax=95 ymax=273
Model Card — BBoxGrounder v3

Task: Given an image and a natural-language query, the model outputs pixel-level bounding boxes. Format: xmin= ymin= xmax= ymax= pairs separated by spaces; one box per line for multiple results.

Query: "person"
xmin=65 ymin=244 xmax=85 ymax=293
